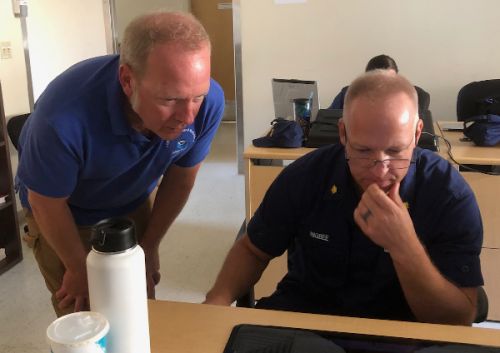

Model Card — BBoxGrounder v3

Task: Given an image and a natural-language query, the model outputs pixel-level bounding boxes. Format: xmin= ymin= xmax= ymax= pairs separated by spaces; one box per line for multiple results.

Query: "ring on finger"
xmin=361 ymin=208 xmax=372 ymax=222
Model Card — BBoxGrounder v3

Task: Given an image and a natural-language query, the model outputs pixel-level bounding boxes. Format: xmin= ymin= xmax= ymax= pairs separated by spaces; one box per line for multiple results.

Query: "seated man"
xmin=329 ymin=54 xmax=430 ymax=115
xmin=205 ymin=70 xmax=483 ymax=325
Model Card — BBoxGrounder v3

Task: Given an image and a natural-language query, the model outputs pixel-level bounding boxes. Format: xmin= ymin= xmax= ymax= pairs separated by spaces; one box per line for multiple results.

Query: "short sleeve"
xmin=17 ymin=115 xmax=81 ymax=198
xmin=427 ymin=188 xmax=484 ymax=287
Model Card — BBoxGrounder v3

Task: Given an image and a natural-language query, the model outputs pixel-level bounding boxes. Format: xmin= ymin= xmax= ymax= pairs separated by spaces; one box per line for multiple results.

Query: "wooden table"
xmin=436 ymin=122 xmax=500 ymax=164
xmin=148 ymin=300 xmax=500 ymax=353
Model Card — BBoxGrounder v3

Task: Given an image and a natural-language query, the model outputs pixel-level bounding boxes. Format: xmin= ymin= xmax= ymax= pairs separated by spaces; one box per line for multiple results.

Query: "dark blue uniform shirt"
xmin=248 ymin=144 xmax=483 ymax=321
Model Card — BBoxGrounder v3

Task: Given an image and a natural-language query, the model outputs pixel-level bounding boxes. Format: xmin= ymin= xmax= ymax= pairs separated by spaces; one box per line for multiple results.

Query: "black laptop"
xmin=224 ymin=324 xmax=499 ymax=353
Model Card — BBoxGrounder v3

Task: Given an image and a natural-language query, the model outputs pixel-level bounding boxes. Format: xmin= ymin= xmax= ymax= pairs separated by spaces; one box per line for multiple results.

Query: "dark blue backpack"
xmin=463 ymin=97 xmax=500 ymax=146
xmin=464 ymin=114 xmax=500 ymax=146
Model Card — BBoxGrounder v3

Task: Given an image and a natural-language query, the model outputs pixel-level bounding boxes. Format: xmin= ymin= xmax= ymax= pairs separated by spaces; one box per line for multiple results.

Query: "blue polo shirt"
xmin=17 ymin=55 xmax=224 ymax=225
xmin=248 ymin=144 xmax=483 ymax=321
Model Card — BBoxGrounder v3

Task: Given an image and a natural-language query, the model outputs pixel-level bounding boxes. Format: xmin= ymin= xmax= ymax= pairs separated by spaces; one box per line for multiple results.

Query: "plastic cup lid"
xmin=47 ymin=311 xmax=109 ymax=346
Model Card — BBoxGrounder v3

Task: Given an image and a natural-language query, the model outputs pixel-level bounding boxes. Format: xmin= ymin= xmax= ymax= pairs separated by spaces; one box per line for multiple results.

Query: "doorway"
xmin=191 ymin=0 xmax=236 ymax=122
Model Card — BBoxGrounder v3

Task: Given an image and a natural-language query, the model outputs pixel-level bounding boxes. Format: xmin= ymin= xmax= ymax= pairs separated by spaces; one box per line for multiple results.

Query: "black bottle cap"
xmin=91 ymin=217 xmax=137 ymax=253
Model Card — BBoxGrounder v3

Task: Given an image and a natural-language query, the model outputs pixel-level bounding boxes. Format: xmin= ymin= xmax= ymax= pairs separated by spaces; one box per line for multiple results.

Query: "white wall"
xmin=27 ymin=0 xmax=108 ymax=99
xmin=1 ymin=0 xmax=108 ymax=212
xmin=115 ymin=0 xmax=191 ymax=42
xmin=240 ymin=0 xmax=500 ymax=148
xmin=1 ymin=0 xmax=108 ymax=112
xmin=0 ymin=0 xmax=30 ymax=116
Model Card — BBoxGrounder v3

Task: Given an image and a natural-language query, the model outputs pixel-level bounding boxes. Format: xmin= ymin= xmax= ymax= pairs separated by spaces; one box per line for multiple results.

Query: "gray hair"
xmin=120 ymin=11 xmax=210 ymax=77
xmin=344 ymin=70 xmax=418 ymax=128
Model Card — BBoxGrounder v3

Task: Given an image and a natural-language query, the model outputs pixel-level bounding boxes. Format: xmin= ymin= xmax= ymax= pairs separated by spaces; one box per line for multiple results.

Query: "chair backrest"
xmin=457 ymin=79 xmax=500 ymax=121
xmin=415 ymin=86 xmax=431 ymax=114
xmin=475 ymin=286 xmax=489 ymax=323
xmin=418 ymin=110 xmax=438 ymax=151
xmin=6 ymin=113 xmax=29 ymax=150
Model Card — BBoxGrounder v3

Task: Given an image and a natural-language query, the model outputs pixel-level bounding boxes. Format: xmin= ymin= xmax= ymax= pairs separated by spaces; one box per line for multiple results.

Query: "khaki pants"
xmin=27 ymin=197 xmax=153 ymax=317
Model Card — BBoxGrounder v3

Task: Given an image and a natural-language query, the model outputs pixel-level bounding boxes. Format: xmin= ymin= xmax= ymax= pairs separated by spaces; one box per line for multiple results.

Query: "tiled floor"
xmin=0 ymin=122 xmax=245 ymax=353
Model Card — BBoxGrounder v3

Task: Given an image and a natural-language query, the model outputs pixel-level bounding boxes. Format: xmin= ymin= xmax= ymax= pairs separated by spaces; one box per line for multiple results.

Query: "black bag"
xmin=305 ymin=109 xmax=343 ymax=148
xmin=252 ymin=118 xmax=304 ymax=148
xmin=463 ymin=96 xmax=500 ymax=146
xmin=464 ymin=114 xmax=500 ymax=146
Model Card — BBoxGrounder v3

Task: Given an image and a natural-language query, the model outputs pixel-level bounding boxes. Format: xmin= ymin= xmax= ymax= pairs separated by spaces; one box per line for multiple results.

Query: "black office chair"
xmin=6 ymin=113 xmax=32 ymax=246
xmin=417 ymin=110 xmax=439 ymax=151
xmin=415 ymin=86 xmax=431 ymax=115
xmin=475 ymin=286 xmax=489 ymax=323
xmin=457 ymin=79 xmax=500 ymax=121
xmin=6 ymin=113 xmax=29 ymax=150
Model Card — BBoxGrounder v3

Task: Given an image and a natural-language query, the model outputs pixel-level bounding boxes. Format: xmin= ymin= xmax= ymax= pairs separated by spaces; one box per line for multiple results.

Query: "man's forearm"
xmin=140 ymin=164 xmax=199 ymax=248
xmin=140 ymin=187 xmax=189 ymax=248
xmin=28 ymin=190 xmax=87 ymax=271
xmin=205 ymin=235 xmax=271 ymax=305
xmin=391 ymin=241 xmax=477 ymax=325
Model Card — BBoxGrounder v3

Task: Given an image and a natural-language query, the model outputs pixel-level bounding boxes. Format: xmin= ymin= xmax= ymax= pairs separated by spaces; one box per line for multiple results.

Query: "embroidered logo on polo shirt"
xmin=184 ymin=128 xmax=196 ymax=140
xmin=309 ymin=231 xmax=330 ymax=242
xmin=171 ymin=128 xmax=196 ymax=156
xmin=175 ymin=139 xmax=188 ymax=151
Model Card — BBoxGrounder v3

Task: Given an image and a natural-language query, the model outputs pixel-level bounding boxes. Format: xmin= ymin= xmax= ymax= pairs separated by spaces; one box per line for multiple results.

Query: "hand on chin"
xmin=363 ymin=180 xmax=394 ymax=194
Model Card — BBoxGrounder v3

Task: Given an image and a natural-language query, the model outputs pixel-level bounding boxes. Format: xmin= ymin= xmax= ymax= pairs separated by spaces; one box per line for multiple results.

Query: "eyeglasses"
xmin=345 ymin=156 xmax=414 ymax=170
xmin=344 ymin=127 xmax=415 ymax=170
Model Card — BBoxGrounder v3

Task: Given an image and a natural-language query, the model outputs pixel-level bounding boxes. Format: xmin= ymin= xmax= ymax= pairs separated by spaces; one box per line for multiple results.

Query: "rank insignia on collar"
xmin=404 ymin=202 xmax=410 ymax=210
xmin=330 ymin=184 xmax=338 ymax=194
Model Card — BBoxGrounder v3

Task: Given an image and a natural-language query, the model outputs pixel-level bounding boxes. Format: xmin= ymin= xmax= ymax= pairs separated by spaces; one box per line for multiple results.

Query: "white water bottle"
xmin=86 ymin=218 xmax=151 ymax=353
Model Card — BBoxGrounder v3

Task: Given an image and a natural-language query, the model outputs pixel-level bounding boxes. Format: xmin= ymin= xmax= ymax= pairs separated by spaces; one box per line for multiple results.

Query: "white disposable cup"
xmin=47 ymin=311 xmax=109 ymax=353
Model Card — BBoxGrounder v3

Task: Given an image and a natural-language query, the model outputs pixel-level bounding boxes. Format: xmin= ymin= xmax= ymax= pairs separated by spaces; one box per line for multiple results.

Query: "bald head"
xmin=120 ymin=11 xmax=210 ymax=78
xmin=339 ymin=71 xmax=423 ymax=192
xmin=343 ymin=70 xmax=419 ymax=130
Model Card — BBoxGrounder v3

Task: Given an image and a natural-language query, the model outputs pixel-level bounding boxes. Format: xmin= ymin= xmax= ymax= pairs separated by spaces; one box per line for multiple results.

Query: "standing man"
xmin=205 ymin=70 xmax=483 ymax=325
xmin=17 ymin=11 xmax=224 ymax=316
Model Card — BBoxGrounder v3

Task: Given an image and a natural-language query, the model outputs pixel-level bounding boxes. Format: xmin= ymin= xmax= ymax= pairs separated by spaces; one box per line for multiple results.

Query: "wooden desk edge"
xmin=436 ymin=121 xmax=500 ymax=165
xmin=244 ymin=145 xmax=315 ymax=160
xmin=148 ymin=300 xmax=500 ymax=348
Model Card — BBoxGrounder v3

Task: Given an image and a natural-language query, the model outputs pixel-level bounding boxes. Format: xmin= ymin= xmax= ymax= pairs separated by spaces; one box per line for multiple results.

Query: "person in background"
xmin=205 ymin=70 xmax=483 ymax=326
xmin=16 ymin=11 xmax=224 ymax=317
xmin=329 ymin=54 xmax=430 ymax=115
